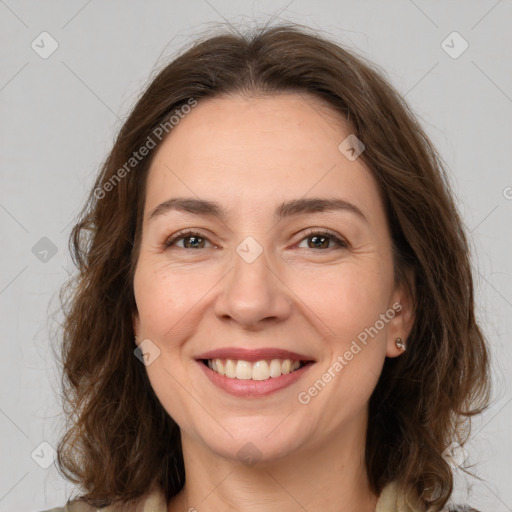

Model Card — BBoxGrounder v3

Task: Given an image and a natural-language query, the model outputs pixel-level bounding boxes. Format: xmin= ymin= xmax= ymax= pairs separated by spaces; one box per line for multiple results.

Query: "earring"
xmin=395 ymin=338 xmax=406 ymax=351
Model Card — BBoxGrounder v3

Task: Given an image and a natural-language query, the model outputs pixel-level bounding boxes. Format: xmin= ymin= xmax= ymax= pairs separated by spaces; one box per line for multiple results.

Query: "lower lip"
xmin=197 ymin=360 xmax=314 ymax=398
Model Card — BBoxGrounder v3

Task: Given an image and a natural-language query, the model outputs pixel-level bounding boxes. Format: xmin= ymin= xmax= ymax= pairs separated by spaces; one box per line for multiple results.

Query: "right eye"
xmin=163 ymin=230 xmax=216 ymax=249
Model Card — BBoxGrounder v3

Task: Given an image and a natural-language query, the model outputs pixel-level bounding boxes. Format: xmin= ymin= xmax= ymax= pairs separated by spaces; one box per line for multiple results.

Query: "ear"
xmin=386 ymin=268 xmax=415 ymax=358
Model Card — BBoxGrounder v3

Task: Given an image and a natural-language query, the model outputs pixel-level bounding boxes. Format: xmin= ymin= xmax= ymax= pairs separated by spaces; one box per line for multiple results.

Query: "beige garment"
xmin=38 ymin=480 xmax=426 ymax=512
xmin=375 ymin=480 xmax=427 ymax=512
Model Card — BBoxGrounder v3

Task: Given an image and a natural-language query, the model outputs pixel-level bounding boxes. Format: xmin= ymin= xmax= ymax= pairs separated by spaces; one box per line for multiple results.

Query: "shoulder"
xmin=376 ymin=480 xmax=481 ymax=512
xmin=376 ymin=480 xmax=424 ymax=511
xmin=446 ymin=507 xmax=481 ymax=511
xmin=38 ymin=501 xmax=97 ymax=512
xmin=37 ymin=488 xmax=167 ymax=512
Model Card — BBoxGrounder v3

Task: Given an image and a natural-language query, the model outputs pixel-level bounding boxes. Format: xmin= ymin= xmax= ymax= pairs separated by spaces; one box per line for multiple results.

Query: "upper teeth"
xmin=207 ymin=359 xmax=302 ymax=381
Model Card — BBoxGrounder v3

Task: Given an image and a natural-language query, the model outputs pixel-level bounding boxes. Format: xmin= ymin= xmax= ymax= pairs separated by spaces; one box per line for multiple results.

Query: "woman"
xmin=44 ymin=22 xmax=491 ymax=512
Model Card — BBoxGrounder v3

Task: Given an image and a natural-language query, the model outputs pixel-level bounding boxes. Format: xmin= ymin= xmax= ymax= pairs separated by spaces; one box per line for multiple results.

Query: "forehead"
xmin=144 ymin=92 xmax=383 ymax=224
xmin=161 ymin=92 xmax=349 ymax=154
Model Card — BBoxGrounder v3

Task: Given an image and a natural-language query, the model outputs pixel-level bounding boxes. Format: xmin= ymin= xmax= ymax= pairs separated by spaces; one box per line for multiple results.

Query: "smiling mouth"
xmin=200 ymin=358 xmax=313 ymax=381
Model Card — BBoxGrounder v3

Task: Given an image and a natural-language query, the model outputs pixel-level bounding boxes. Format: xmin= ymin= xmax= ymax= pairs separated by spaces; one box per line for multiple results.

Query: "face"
xmin=132 ymin=92 xmax=413 ymax=464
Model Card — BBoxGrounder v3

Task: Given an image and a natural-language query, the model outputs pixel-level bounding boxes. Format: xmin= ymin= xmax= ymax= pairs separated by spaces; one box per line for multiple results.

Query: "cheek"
xmin=134 ymin=260 xmax=205 ymax=336
xmin=288 ymin=258 xmax=393 ymax=341
xmin=134 ymin=256 xmax=219 ymax=344
xmin=294 ymin=265 xmax=391 ymax=426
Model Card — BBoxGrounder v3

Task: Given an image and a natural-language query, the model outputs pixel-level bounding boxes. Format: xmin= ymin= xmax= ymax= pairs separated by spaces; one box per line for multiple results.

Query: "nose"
xmin=214 ymin=243 xmax=293 ymax=329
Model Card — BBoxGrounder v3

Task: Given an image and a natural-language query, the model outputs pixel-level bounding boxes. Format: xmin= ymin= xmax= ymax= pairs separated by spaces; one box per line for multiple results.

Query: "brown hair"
xmin=55 ymin=22 xmax=492 ymax=511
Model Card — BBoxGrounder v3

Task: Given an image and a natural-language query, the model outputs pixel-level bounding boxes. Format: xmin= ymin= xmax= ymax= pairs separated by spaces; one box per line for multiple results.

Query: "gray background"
xmin=1 ymin=1 xmax=511 ymax=511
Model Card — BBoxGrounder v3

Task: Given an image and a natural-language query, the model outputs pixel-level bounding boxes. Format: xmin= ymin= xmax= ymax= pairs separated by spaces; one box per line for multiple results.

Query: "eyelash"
xmin=163 ymin=228 xmax=348 ymax=251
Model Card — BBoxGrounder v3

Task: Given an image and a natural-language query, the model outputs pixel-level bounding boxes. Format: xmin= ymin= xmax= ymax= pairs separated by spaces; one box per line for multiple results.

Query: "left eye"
xmin=297 ymin=230 xmax=348 ymax=250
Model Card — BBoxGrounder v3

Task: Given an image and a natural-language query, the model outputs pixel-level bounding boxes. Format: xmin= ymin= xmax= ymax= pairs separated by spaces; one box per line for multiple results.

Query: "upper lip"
xmin=195 ymin=347 xmax=315 ymax=363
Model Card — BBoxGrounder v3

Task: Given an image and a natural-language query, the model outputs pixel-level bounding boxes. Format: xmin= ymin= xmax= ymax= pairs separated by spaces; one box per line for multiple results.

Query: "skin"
xmin=132 ymin=92 xmax=415 ymax=512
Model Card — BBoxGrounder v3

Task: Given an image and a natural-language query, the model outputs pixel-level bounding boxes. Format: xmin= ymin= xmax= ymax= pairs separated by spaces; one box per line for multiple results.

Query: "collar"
xmin=376 ymin=480 xmax=426 ymax=512
xmin=65 ymin=479 xmax=425 ymax=511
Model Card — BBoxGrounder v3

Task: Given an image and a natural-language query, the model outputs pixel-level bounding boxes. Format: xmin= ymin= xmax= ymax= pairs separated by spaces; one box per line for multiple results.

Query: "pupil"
xmin=185 ymin=236 xmax=203 ymax=249
xmin=310 ymin=235 xmax=328 ymax=249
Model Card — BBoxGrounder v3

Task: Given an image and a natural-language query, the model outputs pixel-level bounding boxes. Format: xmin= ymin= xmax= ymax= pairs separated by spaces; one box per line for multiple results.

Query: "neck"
xmin=168 ymin=412 xmax=379 ymax=512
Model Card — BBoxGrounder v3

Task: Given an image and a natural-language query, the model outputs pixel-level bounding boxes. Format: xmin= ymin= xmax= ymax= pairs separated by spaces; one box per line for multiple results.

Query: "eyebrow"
xmin=148 ymin=197 xmax=368 ymax=224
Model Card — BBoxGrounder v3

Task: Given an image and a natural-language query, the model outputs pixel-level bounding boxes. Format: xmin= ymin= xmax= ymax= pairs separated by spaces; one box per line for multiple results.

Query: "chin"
xmin=193 ymin=416 xmax=311 ymax=465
